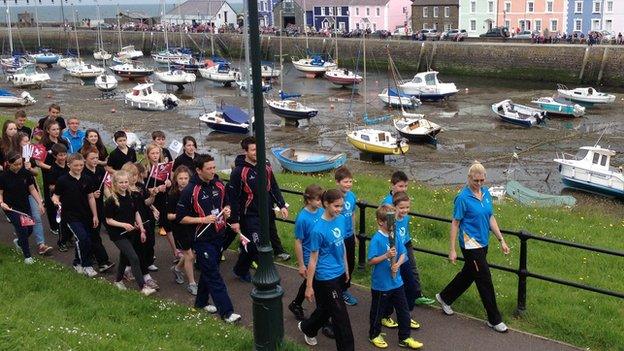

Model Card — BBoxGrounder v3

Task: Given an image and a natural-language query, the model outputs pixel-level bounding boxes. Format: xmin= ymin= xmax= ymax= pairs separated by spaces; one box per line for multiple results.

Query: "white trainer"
xmin=298 ymin=321 xmax=318 ymax=346
xmin=114 ymin=281 xmax=127 ymax=291
xmin=224 ymin=313 xmax=241 ymax=324
xmin=436 ymin=293 xmax=454 ymax=315
xmin=203 ymin=305 xmax=217 ymax=314
xmin=487 ymin=321 xmax=508 ymax=333
xmin=73 ymin=264 xmax=84 ymax=274
xmin=24 ymin=257 xmax=34 ymax=265
xmin=147 ymin=264 xmax=159 ymax=271
xmin=141 ymin=286 xmax=157 ymax=296
xmin=83 ymin=266 xmax=98 ymax=277
xmin=13 ymin=238 xmax=22 ymax=253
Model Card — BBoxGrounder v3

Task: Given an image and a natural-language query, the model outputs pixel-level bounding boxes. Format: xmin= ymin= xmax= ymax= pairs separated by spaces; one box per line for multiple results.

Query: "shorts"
xmin=173 ymin=226 xmax=194 ymax=251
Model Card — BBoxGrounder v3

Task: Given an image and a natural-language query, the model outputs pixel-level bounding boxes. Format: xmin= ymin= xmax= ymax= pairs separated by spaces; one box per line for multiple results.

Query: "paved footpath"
xmin=1 ymin=220 xmax=581 ymax=351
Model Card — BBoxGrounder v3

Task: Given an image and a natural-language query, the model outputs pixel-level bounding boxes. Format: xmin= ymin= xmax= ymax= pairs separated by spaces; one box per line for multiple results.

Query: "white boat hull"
xmin=0 ymin=91 xmax=36 ymax=106
xmin=155 ymin=71 xmax=196 ymax=86
xmin=7 ymin=72 xmax=50 ymax=87
xmin=95 ymin=75 xmax=118 ymax=92
xmin=292 ymin=59 xmax=337 ymax=74
xmin=199 ymin=67 xmax=238 ymax=83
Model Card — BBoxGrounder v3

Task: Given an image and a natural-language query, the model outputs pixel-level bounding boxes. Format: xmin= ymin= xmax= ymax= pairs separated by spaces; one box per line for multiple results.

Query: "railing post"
xmin=357 ymin=201 xmax=368 ymax=270
xmin=515 ymin=230 xmax=529 ymax=316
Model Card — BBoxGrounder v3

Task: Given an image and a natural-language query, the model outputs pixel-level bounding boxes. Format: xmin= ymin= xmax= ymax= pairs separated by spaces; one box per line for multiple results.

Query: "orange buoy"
xmin=330 ymin=104 xmax=334 ymax=109
xmin=111 ymin=108 xmax=116 ymax=113
xmin=46 ymin=93 xmax=52 ymax=98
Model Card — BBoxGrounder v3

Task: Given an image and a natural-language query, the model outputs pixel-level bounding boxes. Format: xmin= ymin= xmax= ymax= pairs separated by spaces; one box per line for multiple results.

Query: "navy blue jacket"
xmin=176 ymin=174 xmax=228 ymax=242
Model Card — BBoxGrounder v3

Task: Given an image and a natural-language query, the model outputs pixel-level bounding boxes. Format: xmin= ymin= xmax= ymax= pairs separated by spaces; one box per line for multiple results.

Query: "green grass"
xmin=0 ymin=246 xmax=304 ymax=351
xmin=270 ymin=172 xmax=624 ymax=351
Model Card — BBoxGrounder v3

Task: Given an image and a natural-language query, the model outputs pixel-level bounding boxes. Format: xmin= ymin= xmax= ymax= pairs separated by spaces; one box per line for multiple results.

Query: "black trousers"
xmin=269 ymin=210 xmax=286 ymax=255
xmin=300 ymin=274 xmax=354 ymax=351
xmin=233 ymin=216 xmax=260 ymax=277
xmin=439 ymin=246 xmax=502 ymax=325
xmin=113 ymin=237 xmax=145 ymax=289
xmin=405 ymin=242 xmax=423 ymax=297
xmin=343 ymin=235 xmax=356 ymax=290
xmin=142 ymin=220 xmax=156 ymax=267
xmin=91 ymin=224 xmax=110 ymax=266
xmin=293 ymin=278 xmax=306 ymax=306
xmin=220 ymin=226 xmax=238 ymax=256
xmin=370 ymin=287 xmax=411 ymax=341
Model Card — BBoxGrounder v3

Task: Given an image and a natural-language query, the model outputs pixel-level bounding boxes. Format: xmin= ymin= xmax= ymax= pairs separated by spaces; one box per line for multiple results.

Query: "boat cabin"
xmin=581 ymin=146 xmax=616 ymax=171
xmin=409 ymin=71 xmax=441 ymax=86
xmin=132 ymin=84 xmax=154 ymax=96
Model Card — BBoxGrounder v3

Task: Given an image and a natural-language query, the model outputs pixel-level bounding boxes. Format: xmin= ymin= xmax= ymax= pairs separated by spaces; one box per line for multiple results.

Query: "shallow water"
xmin=6 ymin=57 xmax=624 ymax=212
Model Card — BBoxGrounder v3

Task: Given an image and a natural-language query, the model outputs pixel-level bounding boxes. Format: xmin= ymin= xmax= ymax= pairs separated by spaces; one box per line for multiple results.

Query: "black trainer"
xmin=288 ymin=301 xmax=305 ymax=320
xmin=322 ymin=325 xmax=335 ymax=339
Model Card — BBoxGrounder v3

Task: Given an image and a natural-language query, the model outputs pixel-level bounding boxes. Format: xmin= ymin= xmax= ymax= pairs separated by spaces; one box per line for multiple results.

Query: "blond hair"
xmin=376 ymin=204 xmax=396 ymax=223
xmin=468 ymin=162 xmax=486 ymax=178
xmin=143 ymin=143 xmax=163 ymax=168
xmin=109 ymin=170 xmax=129 ymax=207
xmin=121 ymin=162 xmax=139 ymax=189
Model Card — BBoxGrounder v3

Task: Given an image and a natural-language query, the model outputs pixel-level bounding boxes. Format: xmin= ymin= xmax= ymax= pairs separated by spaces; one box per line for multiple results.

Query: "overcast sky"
xmin=7 ymin=0 xmax=242 ymax=5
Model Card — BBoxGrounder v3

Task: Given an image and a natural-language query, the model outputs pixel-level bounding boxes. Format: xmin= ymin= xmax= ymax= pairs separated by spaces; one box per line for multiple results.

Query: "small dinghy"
xmin=554 ymin=146 xmax=624 ymax=198
xmin=95 ymin=74 xmax=118 ymax=92
xmin=346 ymin=129 xmax=409 ymax=155
xmin=69 ymin=64 xmax=105 ymax=80
xmin=198 ymin=63 xmax=238 ymax=84
xmin=0 ymin=89 xmax=36 ymax=107
xmin=271 ymin=147 xmax=347 ymax=173
xmin=6 ymin=65 xmax=50 ymax=88
xmin=115 ymin=45 xmax=143 ymax=61
xmin=556 ymin=84 xmax=615 ymax=106
xmin=151 ymin=48 xmax=192 ymax=64
xmin=393 ymin=116 xmax=442 ymax=143
xmin=155 ymin=69 xmax=196 ymax=89
xmin=491 ymin=99 xmax=546 ymax=127
xmin=58 ymin=57 xmax=84 ymax=70
xmin=266 ymin=98 xmax=318 ymax=121
xmin=124 ymin=83 xmax=179 ymax=111
xmin=531 ymin=97 xmax=585 ymax=117
xmin=325 ymin=68 xmax=363 ymax=87
xmin=31 ymin=49 xmax=60 ymax=65
xmin=236 ymin=78 xmax=272 ymax=93
xmin=259 ymin=63 xmax=281 ymax=79
xmin=378 ymin=88 xmax=421 ymax=109
xmin=505 ymin=180 xmax=576 ymax=207
xmin=198 ymin=104 xmax=250 ymax=134
xmin=110 ymin=61 xmax=154 ymax=80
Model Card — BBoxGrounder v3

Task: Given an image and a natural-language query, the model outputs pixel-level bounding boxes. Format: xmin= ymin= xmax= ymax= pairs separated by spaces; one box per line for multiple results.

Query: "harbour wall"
xmin=5 ymin=28 xmax=624 ymax=87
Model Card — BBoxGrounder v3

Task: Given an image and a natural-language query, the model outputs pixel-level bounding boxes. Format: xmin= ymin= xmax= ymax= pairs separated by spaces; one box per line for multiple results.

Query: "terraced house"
xmin=495 ymin=0 xmax=566 ymax=34
xmin=459 ymin=0 xmax=498 ymax=37
xmin=411 ymin=0 xmax=459 ymax=31
xmin=566 ymin=0 xmax=604 ymax=34
xmin=601 ymin=0 xmax=623 ymax=34
xmin=304 ymin=0 xmax=412 ymax=33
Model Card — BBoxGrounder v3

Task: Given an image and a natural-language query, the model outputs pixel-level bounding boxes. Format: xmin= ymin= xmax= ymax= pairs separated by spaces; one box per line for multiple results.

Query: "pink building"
xmin=348 ymin=0 xmax=413 ymax=32
xmin=496 ymin=0 xmax=566 ymax=34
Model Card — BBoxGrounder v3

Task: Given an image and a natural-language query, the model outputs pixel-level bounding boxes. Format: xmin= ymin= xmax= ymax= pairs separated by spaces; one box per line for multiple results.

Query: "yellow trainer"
xmin=370 ymin=334 xmax=389 ymax=349
xmin=381 ymin=317 xmax=398 ymax=328
xmin=410 ymin=319 xmax=420 ymax=329
xmin=399 ymin=337 xmax=423 ymax=349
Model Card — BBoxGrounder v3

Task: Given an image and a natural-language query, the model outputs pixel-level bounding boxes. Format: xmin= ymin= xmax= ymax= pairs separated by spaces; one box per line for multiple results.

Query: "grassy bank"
xmin=0 ymin=246 xmax=304 ymax=351
xmin=272 ymin=172 xmax=623 ymax=351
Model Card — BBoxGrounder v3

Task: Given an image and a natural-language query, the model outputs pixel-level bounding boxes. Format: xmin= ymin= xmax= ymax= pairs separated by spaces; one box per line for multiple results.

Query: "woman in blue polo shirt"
xmin=436 ymin=162 xmax=511 ymax=333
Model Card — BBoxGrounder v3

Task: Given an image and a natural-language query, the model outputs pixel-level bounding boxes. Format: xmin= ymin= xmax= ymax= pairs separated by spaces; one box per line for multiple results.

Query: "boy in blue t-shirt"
xmin=289 ymin=184 xmax=324 ymax=321
xmin=335 ymin=166 xmax=358 ymax=306
xmin=368 ymin=205 xmax=423 ymax=350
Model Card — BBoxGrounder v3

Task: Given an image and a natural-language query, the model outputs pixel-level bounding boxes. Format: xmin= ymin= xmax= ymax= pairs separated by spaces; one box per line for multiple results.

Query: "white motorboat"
xmin=154 ymin=69 xmax=196 ymax=88
xmin=199 ymin=105 xmax=250 ymax=134
xmin=554 ymin=146 xmax=623 ymax=198
xmin=198 ymin=63 xmax=238 ymax=84
xmin=94 ymin=74 xmax=118 ymax=92
xmin=151 ymin=49 xmax=191 ymax=64
xmin=58 ymin=57 xmax=84 ymax=70
xmin=556 ymin=85 xmax=616 ymax=105
xmin=116 ymin=45 xmax=143 ymax=61
xmin=491 ymin=99 xmax=546 ymax=128
xmin=0 ymin=56 xmax=34 ymax=74
xmin=398 ymin=71 xmax=458 ymax=101
xmin=0 ymin=89 xmax=36 ymax=106
xmin=346 ymin=129 xmax=409 ymax=155
xmin=69 ymin=64 xmax=105 ymax=79
xmin=110 ymin=61 xmax=154 ymax=80
xmin=93 ymin=50 xmax=112 ymax=61
xmin=266 ymin=98 xmax=318 ymax=121
xmin=393 ymin=116 xmax=442 ymax=143
xmin=291 ymin=55 xmax=337 ymax=76
xmin=124 ymin=83 xmax=179 ymax=111
xmin=531 ymin=97 xmax=585 ymax=117
xmin=259 ymin=64 xmax=281 ymax=79
xmin=378 ymin=88 xmax=421 ymax=109
xmin=6 ymin=65 xmax=50 ymax=88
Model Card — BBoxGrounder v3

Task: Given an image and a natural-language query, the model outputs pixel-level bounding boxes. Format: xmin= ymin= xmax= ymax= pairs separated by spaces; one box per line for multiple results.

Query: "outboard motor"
xmin=164 ymin=97 xmax=178 ymax=110
xmin=20 ymin=91 xmax=36 ymax=104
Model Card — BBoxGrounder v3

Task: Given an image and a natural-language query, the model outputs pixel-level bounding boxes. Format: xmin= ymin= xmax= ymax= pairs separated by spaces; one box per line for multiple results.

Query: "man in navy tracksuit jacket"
xmin=176 ymin=154 xmax=240 ymax=323
xmin=228 ymin=137 xmax=289 ymax=282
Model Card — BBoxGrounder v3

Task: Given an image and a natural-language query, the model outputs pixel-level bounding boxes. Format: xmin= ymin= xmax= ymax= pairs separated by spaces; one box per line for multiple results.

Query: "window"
xmin=575 ymin=1 xmax=582 ymax=13
xmin=470 ymin=19 xmax=476 ymax=31
xmin=592 ymin=19 xmax=601 ymax=30
xmin=423 ymin=7 xmax=428 ymax=17
xmin=488 ymin=1 xmax=494 ymax=13
xmin=527 ymin=2 xmax=534 ymax=12
xmin=505 ymin=20 xmax=510 ymax=28
xmin=433 ymin=7 xmax=438 ymax=17
xmin=366 ymin=7 xmax=370 ymax=16
xmin=328 ymin=6 xmax=333 ymax=15
xmin=444 ymin=6 xmax=450 ymax=17
xmin=574 ymin=19 xmax=582 ymax=31
xmin=593 ymin=1 xmax=601 ymax=13
xmin=470 ymin=1 xmax=476 ymax=13
xmin=355 ymin=7 xmax=359 ymax=16
xmin=504 ymin=2 xmax=511 ymax=13
xmin=607 ymin=1 xmax=613 ymax=12
xmin=422 ymin=23 xmax=428 ymax=29
xmin=593 ymin=153 xmax=600 ymax=164
xmin=546 ymin=1 xmax=553 ymax=12
xmin=339 ymin=22 xmax=345 ymax=30
xmin=605 ymin=19 xmax=612 ymax=30
xmin=356 ymin=23 xmax=360 ymax=29
xmin=535 ymin=19 xmax=541 ymax=31
xmin=376 ymin=7 xmax=380 ymax=16
xmin=372 ymin=23 xmax=376 ymax=31
xmin=551 ymin=19 xmax=558 ymax=31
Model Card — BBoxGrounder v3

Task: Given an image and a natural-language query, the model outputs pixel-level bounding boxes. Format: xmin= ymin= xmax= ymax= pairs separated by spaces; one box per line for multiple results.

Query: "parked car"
xmin=480 ymin=27 xmax=510 ymax=38
xmin=512 ymin=30 xmax=538 ymax=39
xmin=91 ymin=22 xmax=113 ymax=30
xmin=419 ymin=29 xmax=440 ymax=40
xmin=393 ymin=26 xmax=410 ymax=36
xmin=442 ymin=29 xmax=467 ymax=41
xmin=589 ymin=30 xmax=616 ymax=42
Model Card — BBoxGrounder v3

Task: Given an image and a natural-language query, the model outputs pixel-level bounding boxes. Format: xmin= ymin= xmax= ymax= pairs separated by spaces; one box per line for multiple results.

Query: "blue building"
xmin=567 ymin=0 xmax=604 ymax=34
xmin=304 ymin=0 xmax=350 ymax=33
xmin=258 ymin=0 xmax=275 ymax=27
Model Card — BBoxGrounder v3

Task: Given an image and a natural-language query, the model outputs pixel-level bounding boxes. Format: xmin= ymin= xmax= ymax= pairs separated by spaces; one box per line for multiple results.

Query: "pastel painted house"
xmin=496 ymin=0 xmax=566 ymax=34
xmin=459 ymin=0 xmax=498 ymax=37
xmin=602 ymin=0 xmax=624 ymax=34
xmin=304 ymin=0 xmax=412 ymax=32
xmin=566 ymin=0 xmax=604 ymax=34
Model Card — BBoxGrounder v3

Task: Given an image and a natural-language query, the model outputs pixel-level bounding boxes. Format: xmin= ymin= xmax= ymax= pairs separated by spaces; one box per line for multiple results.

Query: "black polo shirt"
xmin=17 ymin=125 xmax=32 ymax=138
xmin=54 ymin=173 xmax=93 ymax=223
xmin=107 ymin=147 xmax=137 ymax=171
xmin=82 ymin=165 xmax=105 ymax=217
xmin=43 ymin=139 xmax=70 ymax=166
xmin=0 ymin=168 xmax=35 ymax=213
xmin=42 ymin=161 xmax=68 ymax=192
xmin=38 ymin=116 xmax=66 ymax=131
xmin=162 ymin=148 xmax=173 ymax=163
xmin=104 ymin=193 xmax=137 ymax=241
xmin=173 ymin=152 xmax=196 ymax=173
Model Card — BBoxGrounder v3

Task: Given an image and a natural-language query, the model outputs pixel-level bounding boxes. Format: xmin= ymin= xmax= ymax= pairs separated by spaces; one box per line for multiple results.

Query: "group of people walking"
xmin=0 ymin=105 xmax=512 ymax=349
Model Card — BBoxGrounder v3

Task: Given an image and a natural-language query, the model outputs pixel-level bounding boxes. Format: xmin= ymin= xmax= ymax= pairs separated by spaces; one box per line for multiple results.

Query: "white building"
xmin=162 ymin=0 xmax=229 ymax=25
xmin=602 ymin=0 xmax=624 ymax=35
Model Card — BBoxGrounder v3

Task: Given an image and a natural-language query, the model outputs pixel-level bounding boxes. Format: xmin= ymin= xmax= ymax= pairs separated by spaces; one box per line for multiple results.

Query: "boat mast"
xmin=34 ymin=0 xmax=41 ymax=48
xmin=303 ymin=0 xmax=308 ymax=53
xmin=362 ymin=19 xmax=368 ymax=118
xmin=95 ymin=0 xmax=103 ymax=53
xmin=242 ymin=2 xmax=253 ymax=134
xmin=6 ymin=1 xmax=13 ymax=54
xmin=334 ymin=11 xmax=338 ymax=64
xmin=177 ymin=0 xmax=184 ymax=48
xmin=71 ymin=5 xmax=80 ymax=58
xmin=279 ymin=9 xmax=283 ymax=92
xmin=117 ymin=5 xmax=122 ymax=50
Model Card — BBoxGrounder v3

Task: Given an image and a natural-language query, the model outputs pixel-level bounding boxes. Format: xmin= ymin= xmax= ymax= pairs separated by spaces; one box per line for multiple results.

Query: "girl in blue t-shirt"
xmin=298 ymin=189 xmax=354 ymax=350
xmin=288 ymin=184 xmax=324 ymax=321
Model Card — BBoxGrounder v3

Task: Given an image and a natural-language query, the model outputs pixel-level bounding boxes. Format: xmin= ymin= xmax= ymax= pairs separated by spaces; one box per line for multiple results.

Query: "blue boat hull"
xmin=268 ymin=105 xmax=318 ymax=120
xmin=538 ymin=104 xmax=576 ymax=116
xmin=271 ymin=148 xmax=346 ymax=173
xmin=561 ymin=177 xmax=624 ymax=198
xmin=204 ymin=121 xmax=248 ymax=134
xmin=35 ymin=55 xmax=59 ymax=64
xmin=499 ymin=115 xmax=534 ymax=128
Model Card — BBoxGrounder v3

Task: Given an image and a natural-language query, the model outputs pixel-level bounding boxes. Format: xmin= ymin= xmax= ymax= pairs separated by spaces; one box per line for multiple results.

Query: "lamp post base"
xmin=251 ymin=244 xmax=284 ymax=351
